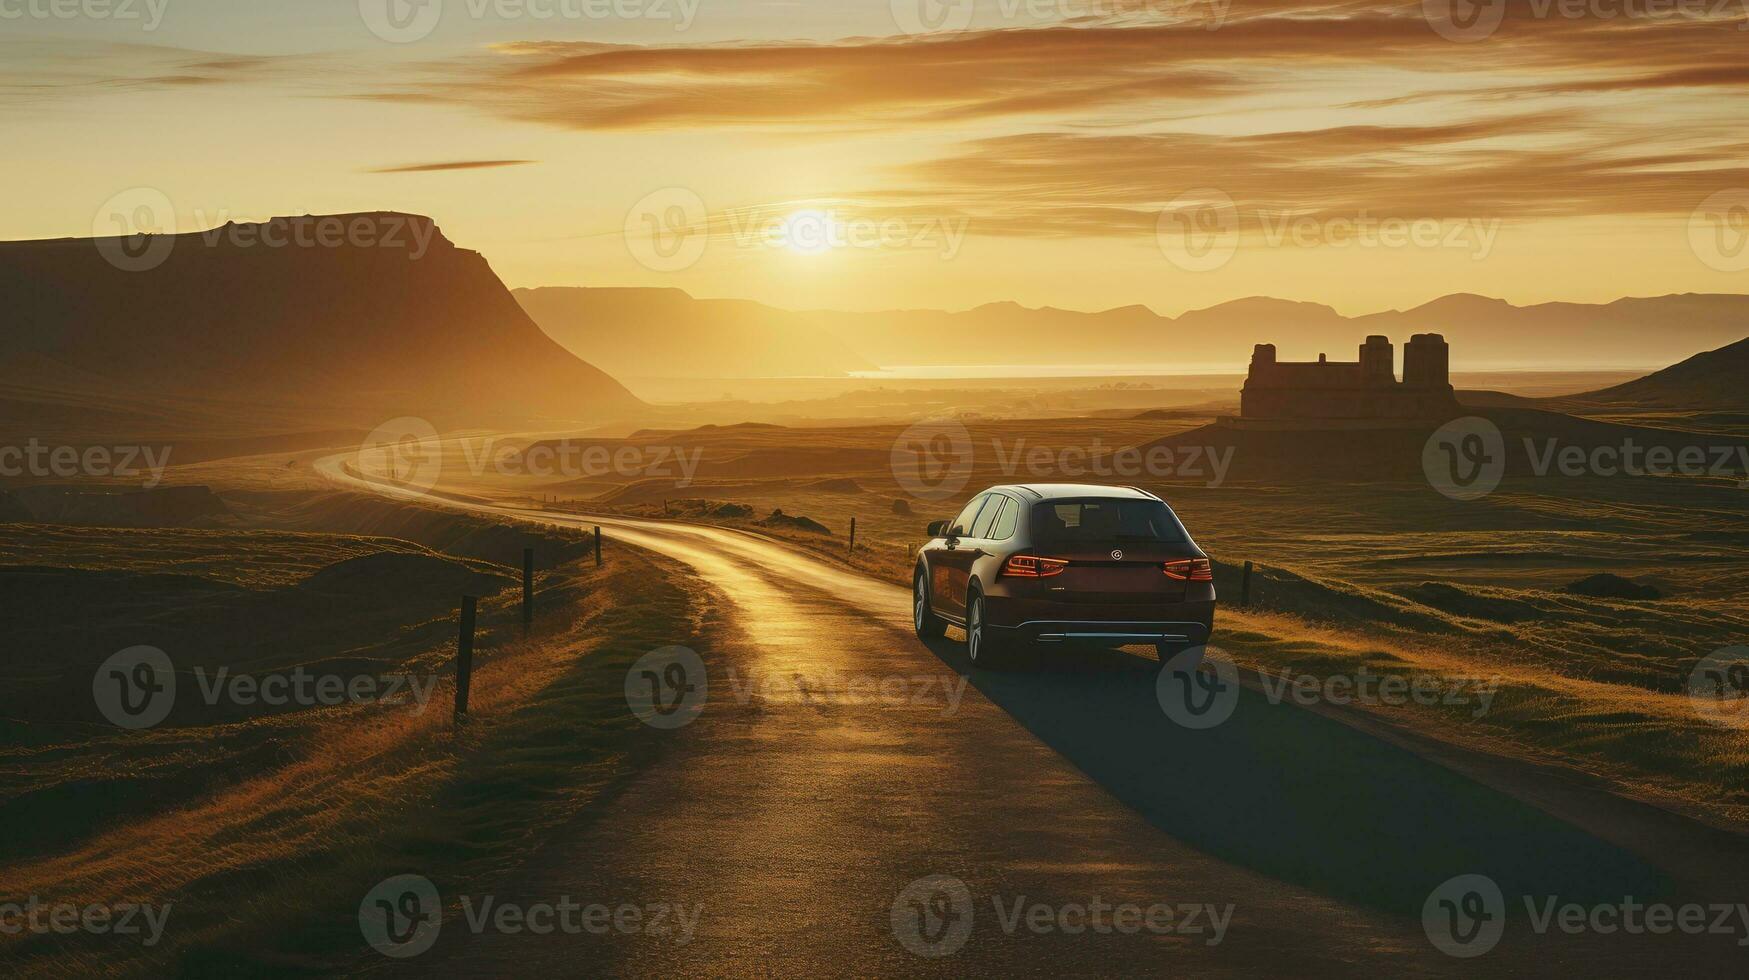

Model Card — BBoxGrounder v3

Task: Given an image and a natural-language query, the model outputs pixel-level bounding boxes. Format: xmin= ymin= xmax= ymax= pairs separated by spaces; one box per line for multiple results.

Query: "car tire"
xmin=966 ymin=589 xmax=1009 ymax=668
xmin=914 ymin=568 xmax=947 ymax=640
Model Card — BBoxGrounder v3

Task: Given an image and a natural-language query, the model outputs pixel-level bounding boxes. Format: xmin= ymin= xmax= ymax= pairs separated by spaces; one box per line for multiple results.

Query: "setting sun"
xmin=777 ymin=209 xmax=841 ymax=256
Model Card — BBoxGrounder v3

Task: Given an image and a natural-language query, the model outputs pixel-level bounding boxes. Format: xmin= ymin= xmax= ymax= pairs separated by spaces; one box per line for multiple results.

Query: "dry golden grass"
xmin=1 ymin=546 xmax=711 ymax=978
xmin=433 ymin=411 xmax=1749 ymax=834
xmin=1206 ymin=609 xmax=1749 ymax=828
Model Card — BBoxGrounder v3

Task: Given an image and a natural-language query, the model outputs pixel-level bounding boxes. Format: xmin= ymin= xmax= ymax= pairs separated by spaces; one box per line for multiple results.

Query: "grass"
xmin=0 ymin=519 xmax=718 ymax=978
xmin=382 ymin=411 xmax=1749 ymax=832
xmin=1209 ymin=610 xmax=1749 ymax=828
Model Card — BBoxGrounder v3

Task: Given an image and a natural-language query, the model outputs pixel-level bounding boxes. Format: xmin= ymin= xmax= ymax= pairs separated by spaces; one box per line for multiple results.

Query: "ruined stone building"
xmin=1239 ymin=334 xmax=1460 ymax=422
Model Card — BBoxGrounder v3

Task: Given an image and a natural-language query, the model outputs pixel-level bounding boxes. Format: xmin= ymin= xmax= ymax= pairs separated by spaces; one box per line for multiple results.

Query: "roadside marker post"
xmin=848 ymin=517 xmax=857 ymax=557
xmin=455 ymin=595 xmax=477 ymax=723
xmin=1240 ymin=560 xmax=1253 ymax=608
xmin=521 ymin=547 xmax=534 ymax=629
xmin=594 ymin=527 xmax=603 ymax=567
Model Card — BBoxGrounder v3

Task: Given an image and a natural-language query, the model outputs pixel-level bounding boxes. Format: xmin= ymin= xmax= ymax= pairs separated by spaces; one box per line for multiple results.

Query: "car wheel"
xmin=966 ymin=590 xmax=1007 ymax=667
xmin=914 ymin=569 xmax=946 ymax=639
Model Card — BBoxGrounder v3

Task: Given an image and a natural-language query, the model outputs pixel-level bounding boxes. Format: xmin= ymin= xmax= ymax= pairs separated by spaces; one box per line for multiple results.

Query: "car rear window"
xmin=1032 ymin=498 xmax=1186 ymax=543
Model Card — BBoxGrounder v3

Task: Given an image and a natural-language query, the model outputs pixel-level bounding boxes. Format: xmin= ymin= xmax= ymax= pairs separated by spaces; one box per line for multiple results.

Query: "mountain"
xmin=823 ymin=292 xmax=1749 ymax=370
xmin=816 ymin=302 xmax=1168 ymax=369
xmin=1569 ymin=336 xmax=1749 ymax=411
xmin=515 ymin=286 xmax=874 ymax=379
xmin=1355 ymin=293 xmax=1749 ymax=369
xmin=0 ymin=213 xmax=640 ymax=440
xmin=517 ymin=287 xmax=1749 ymax=377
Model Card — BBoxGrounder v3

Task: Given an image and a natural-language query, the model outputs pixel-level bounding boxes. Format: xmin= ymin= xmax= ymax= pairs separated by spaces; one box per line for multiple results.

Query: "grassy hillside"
xmin=0 ymin=510 xmax=716 ymax=977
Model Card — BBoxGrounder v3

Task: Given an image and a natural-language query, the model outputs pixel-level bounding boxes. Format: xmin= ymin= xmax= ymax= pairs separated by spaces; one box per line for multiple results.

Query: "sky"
xmin=4 ymin=0 xmax=1749 ymax=314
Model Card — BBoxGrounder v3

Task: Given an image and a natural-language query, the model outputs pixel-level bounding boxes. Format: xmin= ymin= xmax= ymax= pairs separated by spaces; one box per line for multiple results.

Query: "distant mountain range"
xmin=1 ymin=214 xmax=640 ymax=440
xmin=516 ymin=287 xmax=874 ymax=380
xmin=518 ymin=287 xmax=1749 ymax=378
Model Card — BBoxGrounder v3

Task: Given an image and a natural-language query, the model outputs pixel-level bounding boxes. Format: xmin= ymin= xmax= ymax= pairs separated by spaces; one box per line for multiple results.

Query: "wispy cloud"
xmin=0 ymin=38 xmax=322 ymax=104
xmin=11 ymin=3 xmax=1747 ymax=242
xmin=346 ymin=7 xmax=1749 ymax=131
xmin=332 ymin=5 xmax=1749 ymax=235
xmin=366 ymin=159 xmax=537 ymax=174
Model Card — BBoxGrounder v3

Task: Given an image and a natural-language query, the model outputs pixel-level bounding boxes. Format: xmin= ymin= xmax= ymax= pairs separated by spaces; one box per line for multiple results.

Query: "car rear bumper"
xmin=982 ymin=594 xmax=1215 ymax=646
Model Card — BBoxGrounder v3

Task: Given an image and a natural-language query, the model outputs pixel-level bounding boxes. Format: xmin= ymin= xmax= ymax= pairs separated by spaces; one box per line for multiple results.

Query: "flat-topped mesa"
xmin=0 ymin=211 xmax=640 ymax=428
xmin=1240 ymin=334 xmax=1459 ymax=423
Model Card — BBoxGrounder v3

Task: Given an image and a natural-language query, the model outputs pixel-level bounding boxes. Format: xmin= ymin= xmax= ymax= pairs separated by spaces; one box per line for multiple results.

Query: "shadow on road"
xmin=919 ymin=635 xmax=1667 ymax=917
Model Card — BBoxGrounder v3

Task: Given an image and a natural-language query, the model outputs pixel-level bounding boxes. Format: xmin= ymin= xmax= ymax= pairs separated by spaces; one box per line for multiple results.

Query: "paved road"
xmin=321 ymin=459 xmax=1746 ymax=977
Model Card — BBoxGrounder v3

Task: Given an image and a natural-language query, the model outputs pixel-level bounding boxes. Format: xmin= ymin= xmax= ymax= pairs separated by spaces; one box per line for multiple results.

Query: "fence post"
xmin=522 ymin=547 xmax=534 ymax=629
xmin=594 ymin=526 xmax=603 ymax=567
xmin=454 ymin=595 xmax=477 ymax=723
xmin=1240 ymin=560 xmax=1253 ymax=608
xmin=848 ymin=517 xmax=857 ymax=557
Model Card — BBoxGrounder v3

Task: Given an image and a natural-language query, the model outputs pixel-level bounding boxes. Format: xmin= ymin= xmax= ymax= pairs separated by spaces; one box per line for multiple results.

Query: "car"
xmin=912 ymin=484 xmax=1216 ymax=667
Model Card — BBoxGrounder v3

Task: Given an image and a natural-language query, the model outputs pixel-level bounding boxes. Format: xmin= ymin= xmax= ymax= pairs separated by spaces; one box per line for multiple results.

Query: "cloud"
xmin=347 ymin=6 xmax=1749 ymax=131
xmin=856 ymin=118 xmax=1749 ymax=239
xmin=0 ymin=38 xmax=320 ymax=104
xmin=366 ymin=160 xmax=538 ymax=174
xmin=10 ymin=4 xmax=1744 ymax=240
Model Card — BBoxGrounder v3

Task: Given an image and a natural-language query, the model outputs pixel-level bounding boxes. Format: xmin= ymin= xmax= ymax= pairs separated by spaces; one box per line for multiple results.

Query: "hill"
xmin=0 ymin=213 xmax=641 ymax=442
xmin=516 ymin=286 xmax=1749 ymax=377
xmin=1566 ymin=336 xmax=1749 ymax=411
xmin=1135 ymin=407 xmax=1749 ymax=482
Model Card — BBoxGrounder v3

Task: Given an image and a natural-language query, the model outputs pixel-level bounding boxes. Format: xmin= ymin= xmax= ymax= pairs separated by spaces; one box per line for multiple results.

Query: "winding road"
xmin=319 ymin=452 xmax=1747 ymax=977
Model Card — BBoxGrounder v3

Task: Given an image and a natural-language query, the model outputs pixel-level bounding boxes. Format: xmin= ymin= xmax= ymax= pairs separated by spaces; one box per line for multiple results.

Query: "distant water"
xmin=847 ymin=362 xmax=1659 ymax=380
xmin=850 ymin=363 xmax=1245 ymax=379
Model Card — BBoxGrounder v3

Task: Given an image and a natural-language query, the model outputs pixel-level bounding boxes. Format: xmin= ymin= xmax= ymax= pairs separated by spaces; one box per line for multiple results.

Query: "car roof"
xmin=987 ymin=483 xmax=1159 ymax=501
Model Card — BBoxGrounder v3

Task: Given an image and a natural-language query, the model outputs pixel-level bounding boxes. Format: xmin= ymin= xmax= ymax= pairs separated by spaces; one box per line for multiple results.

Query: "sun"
xmin=778 ymin=209 xmax=840 ymax=255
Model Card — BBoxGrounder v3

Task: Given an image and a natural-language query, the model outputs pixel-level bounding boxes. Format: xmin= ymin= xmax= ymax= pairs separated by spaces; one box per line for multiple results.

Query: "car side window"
xmin=950 ymin=494 xmax=987 ymax=535
xmin=989 ymin=496 xmax=1018 ymax=539
xmin=971 ymin=496 xmax=1005 ymax=539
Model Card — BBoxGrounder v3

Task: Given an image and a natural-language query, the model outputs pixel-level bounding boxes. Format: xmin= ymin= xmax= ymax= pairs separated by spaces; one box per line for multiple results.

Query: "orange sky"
xmin=5 ymin=0 xmax=1748 ymax=314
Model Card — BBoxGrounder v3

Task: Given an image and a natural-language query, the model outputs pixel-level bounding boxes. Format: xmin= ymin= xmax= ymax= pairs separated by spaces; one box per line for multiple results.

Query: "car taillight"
xmin=1003 ymin=555 xmax=1067 ymax=578
xmin=1163 ymin=558 xmax=1213 ymax=582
